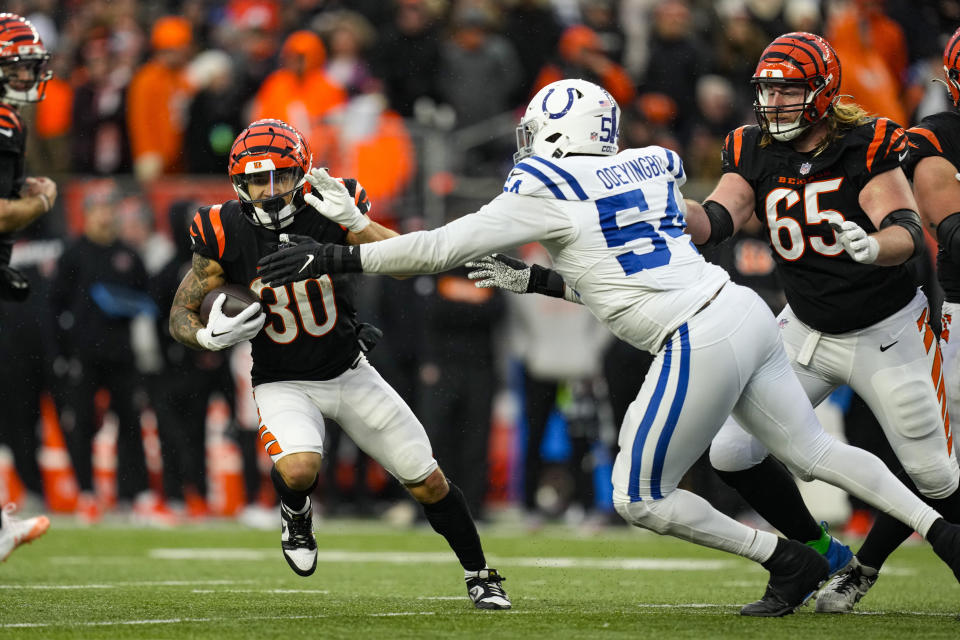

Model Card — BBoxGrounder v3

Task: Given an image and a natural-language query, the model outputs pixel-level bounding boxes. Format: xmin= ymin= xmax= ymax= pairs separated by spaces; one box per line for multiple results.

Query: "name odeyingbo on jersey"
xmin=594 ymin=153 xmax=674 ymax=190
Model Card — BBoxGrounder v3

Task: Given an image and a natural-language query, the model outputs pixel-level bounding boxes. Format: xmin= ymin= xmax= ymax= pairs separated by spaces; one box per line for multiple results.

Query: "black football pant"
xmin=0 ymin=308 xmax=46 ymax=496
xmin=60 ymin=358 xmax=148 ymax=500
xmin=419 ymin=361 xmax=494 ymax=519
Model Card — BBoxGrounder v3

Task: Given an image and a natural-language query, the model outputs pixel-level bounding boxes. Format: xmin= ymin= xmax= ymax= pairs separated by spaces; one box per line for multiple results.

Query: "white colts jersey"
xmin=362 ymin=147 xmax=730 ymax=353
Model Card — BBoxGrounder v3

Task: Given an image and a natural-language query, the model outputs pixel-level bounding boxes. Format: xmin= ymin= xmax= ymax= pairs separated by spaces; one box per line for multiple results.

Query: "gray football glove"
xmin=465 ymin=254 xmax=531 ymax=294
xmin=466 ymin=254 xmax=568 ymax=298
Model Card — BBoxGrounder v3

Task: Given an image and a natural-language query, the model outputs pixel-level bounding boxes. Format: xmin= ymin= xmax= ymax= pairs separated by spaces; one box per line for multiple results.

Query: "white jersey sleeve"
xmin=361 ymin=146 xmax=729 ymax=353
xmin=359 ymin=192 xmax=575 ymax=274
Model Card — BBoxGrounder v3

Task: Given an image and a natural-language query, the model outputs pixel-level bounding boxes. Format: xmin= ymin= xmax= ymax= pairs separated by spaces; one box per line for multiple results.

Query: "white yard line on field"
xmin=147 ymin=548 xmax=737 ymax=571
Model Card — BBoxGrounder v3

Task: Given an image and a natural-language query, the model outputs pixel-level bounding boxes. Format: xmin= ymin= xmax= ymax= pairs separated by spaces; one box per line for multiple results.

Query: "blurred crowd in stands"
xmin=1 ymin=0 xmax=958 ymax=532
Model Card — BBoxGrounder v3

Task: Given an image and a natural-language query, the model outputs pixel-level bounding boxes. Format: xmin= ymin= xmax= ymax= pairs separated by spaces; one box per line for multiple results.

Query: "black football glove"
xmin=0 ymin=264 xmax=30 ymax=302
xmin=356 ymin=322 xmax=383 ymax=353
xmin=257 ymin=233 xmax=362 ymax=286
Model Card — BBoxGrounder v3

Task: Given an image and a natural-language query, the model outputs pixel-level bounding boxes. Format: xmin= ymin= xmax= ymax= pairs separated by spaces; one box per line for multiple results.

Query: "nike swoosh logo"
xmin=898 ymin=150 xmax=908 ymax=162
xmin=210 ymin=330 xmax=231 ymax=338
xmin=0 ymin=128 xmax=12 ymax=137
xmin=299 ymin=254 xmax=315 ymax=273
xmin=880 ymin=341 xmax=898 ymax=352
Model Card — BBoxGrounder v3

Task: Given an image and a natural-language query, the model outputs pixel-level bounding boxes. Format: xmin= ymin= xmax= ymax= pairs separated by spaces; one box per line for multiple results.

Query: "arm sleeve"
xmin=360 ymin=193 xmax=573 ymax=275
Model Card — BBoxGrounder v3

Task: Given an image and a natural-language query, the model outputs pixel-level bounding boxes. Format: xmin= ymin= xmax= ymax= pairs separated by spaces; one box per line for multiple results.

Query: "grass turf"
xmin=0 ymin=517 xmax=958 ymax=639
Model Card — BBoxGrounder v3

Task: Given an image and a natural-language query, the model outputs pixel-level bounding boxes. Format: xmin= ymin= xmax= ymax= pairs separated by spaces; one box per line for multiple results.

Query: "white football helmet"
xmin=515 ymin=79 xmax=620 ymax=164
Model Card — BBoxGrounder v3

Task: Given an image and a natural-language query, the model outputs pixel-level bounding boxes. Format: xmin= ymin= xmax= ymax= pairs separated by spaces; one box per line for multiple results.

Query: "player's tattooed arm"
xmin=170 ymin=253 xmax=227 ymax=349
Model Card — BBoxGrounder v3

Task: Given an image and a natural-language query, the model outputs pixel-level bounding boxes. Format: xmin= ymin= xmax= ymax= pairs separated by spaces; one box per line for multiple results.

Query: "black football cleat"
xmin=741 ymin=539 xmax=829 ymax=617
xmin=930 ymin=519 xmax=960 ymax=583
xmin=466 ymin=568 xmax=511 ymax=610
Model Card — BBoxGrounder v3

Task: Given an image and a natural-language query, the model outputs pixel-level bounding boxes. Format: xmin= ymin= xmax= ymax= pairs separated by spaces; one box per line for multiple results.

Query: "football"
xmin=199 ymin=284 xmax=264 ymax=326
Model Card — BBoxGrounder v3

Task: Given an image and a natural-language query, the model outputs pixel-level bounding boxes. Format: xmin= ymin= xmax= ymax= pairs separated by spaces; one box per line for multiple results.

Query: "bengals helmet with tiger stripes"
xmin=0 ymin=13 xmax=51 ymax=106
xmin=942 ymin=27 xmax=960 ymax=107
xmin=228 ymin=119 xmax=312 ymax=230
xmin=751 ymin=32 xmax=841 ymax=142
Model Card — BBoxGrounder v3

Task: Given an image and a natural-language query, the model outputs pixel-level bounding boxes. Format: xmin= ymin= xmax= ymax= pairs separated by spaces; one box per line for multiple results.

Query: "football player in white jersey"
xmin=257 ymin=79 xmax=960 ymax=617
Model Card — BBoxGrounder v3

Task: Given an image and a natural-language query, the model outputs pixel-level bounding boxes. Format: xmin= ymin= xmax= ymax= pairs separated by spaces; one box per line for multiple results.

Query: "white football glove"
xmin=303 ymin=167 xmax=370 ymax=233
xmin=465 ymin=254 xmax=531 ymax=294
xmin=832 ymin=220 xmax=879 ymax=264
xmin=195 ymin=293 xmax=266 ymax=351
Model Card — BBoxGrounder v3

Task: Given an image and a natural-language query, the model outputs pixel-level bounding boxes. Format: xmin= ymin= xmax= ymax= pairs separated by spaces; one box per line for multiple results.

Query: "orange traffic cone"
xmin=0 ymin=445 xmax=26 ymax=506
xmin=206 ymin=397 xmax=245 ymax=517
xmin=38 ymin=392 xmax=78 ymax=513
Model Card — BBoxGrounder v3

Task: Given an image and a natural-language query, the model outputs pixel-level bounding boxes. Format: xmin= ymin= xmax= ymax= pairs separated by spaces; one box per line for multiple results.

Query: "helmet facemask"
xmin=232 ymin=165 xmax=307 ymax=231
xmin=0 ymin=51 xmax=51 ymax=106
xmin=753 ymin=76 xmax=827 ymax=142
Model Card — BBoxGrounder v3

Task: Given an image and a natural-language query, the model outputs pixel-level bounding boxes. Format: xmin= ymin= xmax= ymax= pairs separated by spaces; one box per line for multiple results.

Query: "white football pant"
xmin=613 ymin=283 xmax=941 ymax=562
xmin=711 ymin=290 xmax=959 ymax=499
xmin=252 ymin=354 xmax=438 ymax=485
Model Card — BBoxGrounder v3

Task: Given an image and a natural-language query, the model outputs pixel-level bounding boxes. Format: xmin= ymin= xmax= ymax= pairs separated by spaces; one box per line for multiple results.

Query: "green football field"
xmin=1 ymin=517 xmax=958 ymax=639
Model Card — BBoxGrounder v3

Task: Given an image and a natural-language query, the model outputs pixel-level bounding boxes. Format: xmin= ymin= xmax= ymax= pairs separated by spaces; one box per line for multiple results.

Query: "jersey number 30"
xmin=597 ymin=183 xmax=685 ymax=275
xmin=251 ymin=276 xmax=338 ymax=344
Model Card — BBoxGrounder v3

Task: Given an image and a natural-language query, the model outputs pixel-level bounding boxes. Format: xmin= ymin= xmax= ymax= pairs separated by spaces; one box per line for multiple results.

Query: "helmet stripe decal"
xmin=785 ymin=37 xmax=828 ymax=76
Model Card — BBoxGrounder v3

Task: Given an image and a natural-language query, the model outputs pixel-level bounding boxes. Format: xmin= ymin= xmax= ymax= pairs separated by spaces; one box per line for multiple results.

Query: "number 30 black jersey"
xmin=905 ymin=111 xmax=960 ymax=303
xmin=721 ymin=120 xmax=916 ymax=333
xmin=190 ymin=199 xmax=362 ymax=386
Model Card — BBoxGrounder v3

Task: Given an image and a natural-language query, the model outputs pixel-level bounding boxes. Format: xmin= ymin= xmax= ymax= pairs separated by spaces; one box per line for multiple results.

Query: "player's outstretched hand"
xmin=831 ymin=220 xmax=879 ymax=264
xmin=196 ymin=293 xmax=265 ymax=351
xmin=465 ymin=254 xmax=532 ymax=293
xmin=257 ymin=233 xmax=362 ymax=286
xmin=303 ymin=168 xmax=370 ymax=233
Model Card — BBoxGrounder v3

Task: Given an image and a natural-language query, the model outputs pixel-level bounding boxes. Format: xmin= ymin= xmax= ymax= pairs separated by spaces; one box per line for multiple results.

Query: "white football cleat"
xmin=0 ymin=504 xmax=50 ymax=562
xmin=280 ymin=498 xmax=317 ymax=576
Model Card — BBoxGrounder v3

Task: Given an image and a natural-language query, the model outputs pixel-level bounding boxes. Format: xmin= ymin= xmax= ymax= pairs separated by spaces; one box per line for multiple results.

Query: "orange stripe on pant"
xmin=922 ymin=307 xmax=953 ymax=455
xmin=257 ymin=424 xmax=283 ymax=457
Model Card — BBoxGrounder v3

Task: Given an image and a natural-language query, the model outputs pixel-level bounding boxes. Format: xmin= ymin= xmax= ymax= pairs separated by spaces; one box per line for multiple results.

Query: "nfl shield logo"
xmin=799 ymin=162 xmax=811 ymax=175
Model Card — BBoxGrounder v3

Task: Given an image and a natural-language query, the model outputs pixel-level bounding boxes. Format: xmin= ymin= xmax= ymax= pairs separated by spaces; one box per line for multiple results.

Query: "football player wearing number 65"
xmin=255 ymin=77 xmax=960 ymax=617
xmin=680 ymin=32 xmax=960 ymax=614
xmin=169 ymin=119 xmax=510 ymax=610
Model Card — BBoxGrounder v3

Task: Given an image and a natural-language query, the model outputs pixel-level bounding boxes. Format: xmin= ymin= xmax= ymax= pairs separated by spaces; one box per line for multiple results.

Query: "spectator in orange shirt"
xmin=323 ymin=78 xmax=414 ymax=230
xmin=250 ymin=30 xmax=347 ymax=166
xmin=531 ymin=24 xmax=635 ymax=107
xmin=827 ymin=0 xmax=909 ymax=124
xmin=126 ymin=16 xmax=195 ymax=183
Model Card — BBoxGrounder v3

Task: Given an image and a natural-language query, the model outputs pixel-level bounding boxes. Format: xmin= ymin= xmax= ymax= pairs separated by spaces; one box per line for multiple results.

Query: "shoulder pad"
xmin=189 ymin=201 xmax=244 ymax=262
xmin=847 ymin=117 xmax=908 ymax=175
xmin=0 ymin=103 xmax=25 ymax=154
xmin=504 ymin=155 xmax=591 ymax=201
xmin=721 ymin=125 xmax=762 ymax=176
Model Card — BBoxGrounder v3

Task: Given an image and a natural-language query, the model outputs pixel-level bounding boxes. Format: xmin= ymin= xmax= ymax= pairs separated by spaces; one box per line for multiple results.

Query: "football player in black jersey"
xmin=680 ymin=32 xmax=960 ymax=613
xmin=0 ymin=12 xmax=53 ymax=563
xmin=169 ymin=119 xmax=510 ymax=609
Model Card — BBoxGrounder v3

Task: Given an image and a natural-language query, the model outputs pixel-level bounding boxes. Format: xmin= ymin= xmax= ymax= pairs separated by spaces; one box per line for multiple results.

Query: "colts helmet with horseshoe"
xmin=515 ymin=78 xmax=620 ymax=164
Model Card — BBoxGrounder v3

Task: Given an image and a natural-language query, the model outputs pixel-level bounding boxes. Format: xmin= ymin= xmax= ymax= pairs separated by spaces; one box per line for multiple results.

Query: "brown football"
xmin=199 ymin=284 xmax=264 ymax=325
